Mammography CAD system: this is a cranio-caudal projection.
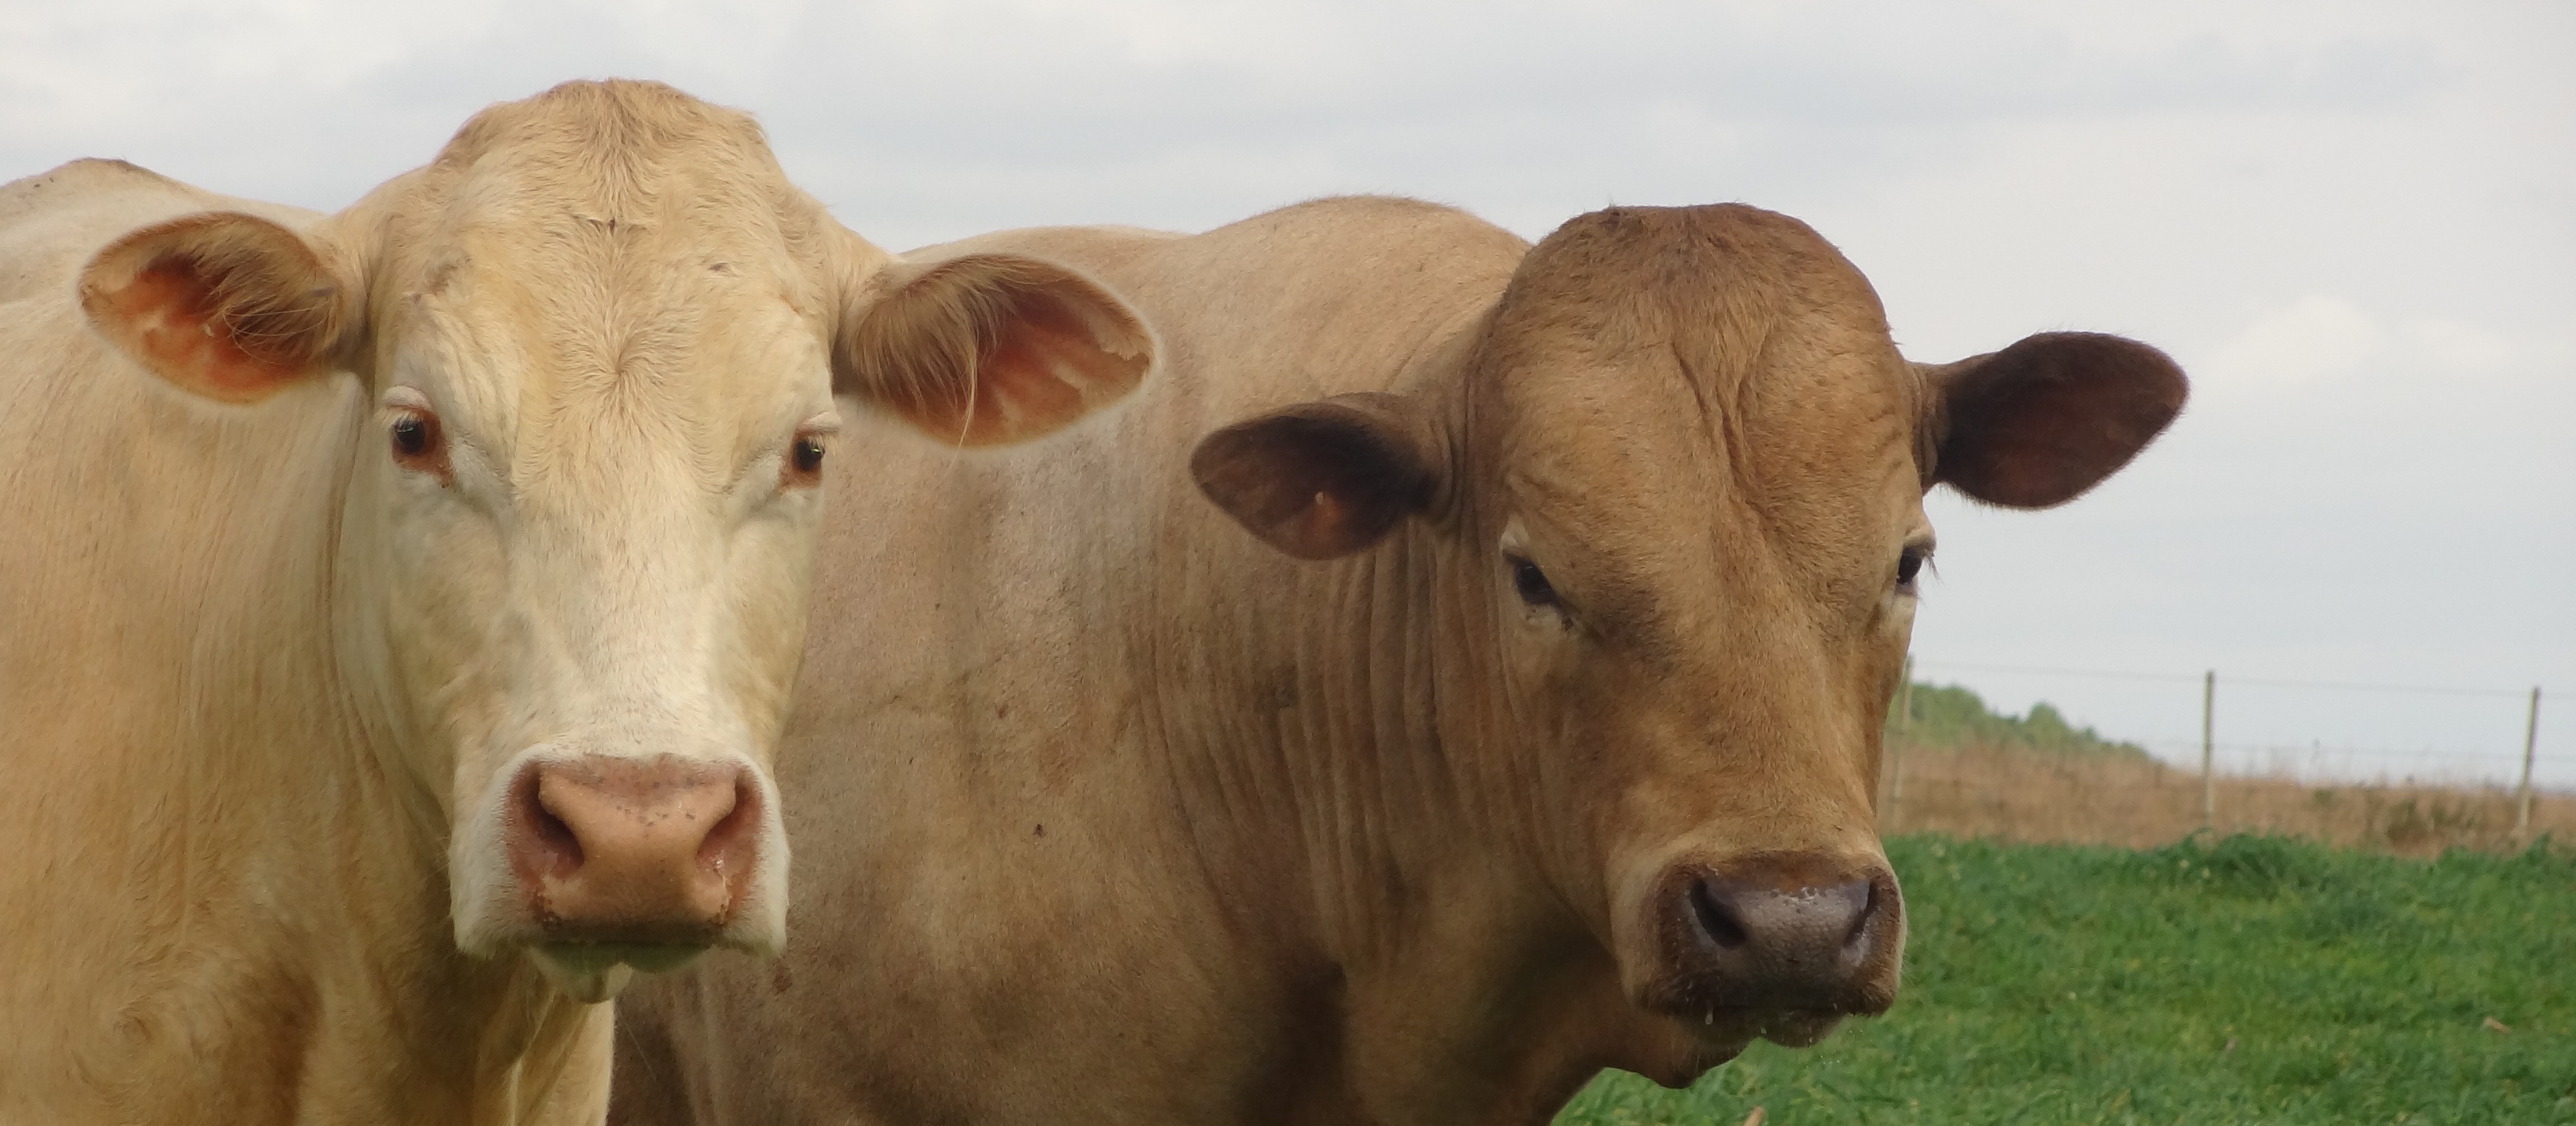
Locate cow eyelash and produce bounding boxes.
[386,408,450,481]
[780,414,842,491]
[1507,554,1560,610]
[1896,544,1933,595]
[781,431,828,488]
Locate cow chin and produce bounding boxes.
[1660,1003,1849,1054]
[528,943,688,1004]
[447,744,793,999]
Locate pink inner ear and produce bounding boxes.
[1273,489,1349,557]
[1189,399,1433,562]
[951,291,1130,445]
[104,259,307,403]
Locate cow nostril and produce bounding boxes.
[516,767,585,874]
[695,777,756,875]
[1688,878,1749,949]
[1844,880,1882,951]
[533,799,582,866]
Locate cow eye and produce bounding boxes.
[1896,545,1930,593]
[387,412,446,478]
[782,431,829,488]
[1508,555,1559,609]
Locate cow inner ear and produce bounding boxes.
[838,251,1154,447]
[79,211,354,403]
[1916,331,2188,509]
[1190,392,1444,561]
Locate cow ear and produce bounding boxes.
[79,211,356,403]
[839,253,1154,446]
[1915,331,2187,509]
[1191,392,1444,561]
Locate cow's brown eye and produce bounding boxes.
[1509,555,1558,609]
[1896,546,1929,592]
[388,412,447,479]
[783,433,828,488]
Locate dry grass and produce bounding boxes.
[1876,740,2575,855]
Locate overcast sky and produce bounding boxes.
[5,0,2569,787]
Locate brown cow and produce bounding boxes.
[613,197,2184,1124]
[0,81,1148,1124]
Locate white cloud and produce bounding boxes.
[2398,317,2518,369]
[2203,296,2386,384]
[2196,298,2526,390]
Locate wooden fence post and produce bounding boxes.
[2518,687,2542,839]
[2201,669,2216,832]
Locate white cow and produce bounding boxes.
[0,80,1150,1124]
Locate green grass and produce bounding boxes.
[1557,834,2576,1125]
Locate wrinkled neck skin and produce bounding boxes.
[1162,343,1692,1125]
[22,367,605,1126]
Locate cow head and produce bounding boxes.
[1193,204,2180,1073]
[75,82,1152,1002]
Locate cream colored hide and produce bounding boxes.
[0,82,1149,1126]
[608,198,2182,1125]
[613,197,2184,1126]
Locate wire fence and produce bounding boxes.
[1883,657,2561,848]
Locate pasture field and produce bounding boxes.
[1876,682,2575,853]
[1880,741,2575,854]
[1557,833,2576,1125]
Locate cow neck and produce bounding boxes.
[1265,339,1656,1125]
[1147,331,1480,946]
[1131,326,1602,1121]
[84,374,589,1121]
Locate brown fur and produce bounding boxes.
[1917,332,2188,506]
[612,198,2181,1124]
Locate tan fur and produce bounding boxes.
[841,253,1156,445]
[0,80,1148,1125]
[614,196,2180,1124]
[79,210,356,396]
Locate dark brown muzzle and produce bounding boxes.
[1649,854,1903,1020]
[503,754,760,944]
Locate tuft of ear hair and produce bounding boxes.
[79,211,354,403]
[1916,331,2187,509]
[1191,391,1442,560]
[839,253,1154,447]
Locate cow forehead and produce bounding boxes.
[1481,206,1924,617]
[387,241,827,487]
[1486,205,1919,523]
[372,84,839,484]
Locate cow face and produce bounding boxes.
[77,82,1152,1002]
[1193,204,2181,1068]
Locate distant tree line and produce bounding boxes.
[1887,681,2155,763]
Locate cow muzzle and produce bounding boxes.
[1633,853,1904,1049]
[506,754,756,938]
[454,749,786,1002]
